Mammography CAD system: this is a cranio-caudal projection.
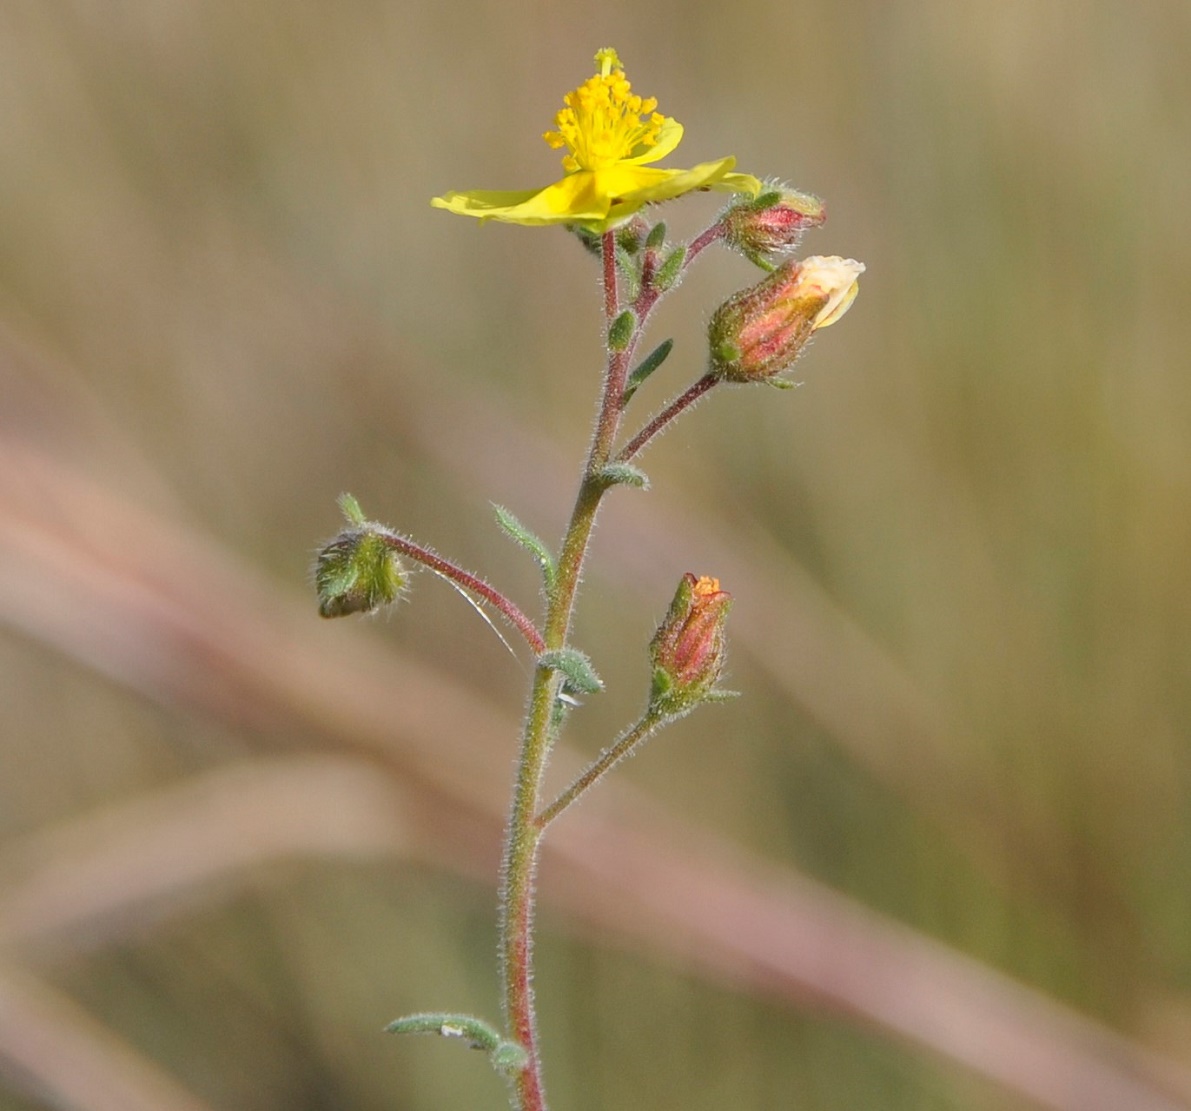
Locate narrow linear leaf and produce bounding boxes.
[622,338,674,404]
[654,245,686,291]
[539,647,604,694]
[493,504,557,592]
[596,462,649,490]
[385,1012,529,1079]
[385,1012,501,1051]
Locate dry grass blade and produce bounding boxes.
[0,964,221,1111]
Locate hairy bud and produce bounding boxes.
[315,499,408,617]
[722,187,826,267]
[649,574,732,715]
[709,255,864,383]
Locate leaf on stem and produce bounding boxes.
[493,504,557,593]
[539,647,604,694]
[622,338,674,404]
[595,462,650,490]
[654,245,687,292]
[385,1012,528,1078]
[608,309,636,352]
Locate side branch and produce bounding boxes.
[616,373,720,464]
[379,533,545,654]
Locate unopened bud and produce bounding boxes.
[708,255,864,383]
[649,574,731,715]
[722,187,826,267]
[315,527,407,618]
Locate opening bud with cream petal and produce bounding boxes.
[708,255,865,384]
[649,573,732,716]
[721,186,826,268]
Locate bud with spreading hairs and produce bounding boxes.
[709,255,865,383]
[722,186,826,267]
[649,574,732,715]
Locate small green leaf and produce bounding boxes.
[596,462,649,490]
[385,1012,501,1050]
[493,504,556,592]
[539,648,604,694]
[337,492,367,526]
[608,310,636,352]
[385,1012,529,1079]
[654,246,686,291]
[490,1040,531,1076]
[766,378,801,390]
[622,338,673,404]
[645,220,667,250]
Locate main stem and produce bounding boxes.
[499,231,631,1111]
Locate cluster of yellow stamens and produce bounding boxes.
[543,47,667,173]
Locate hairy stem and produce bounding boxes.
[617,372,720,464]
[535,710,663,830]
[499,230,631,1111]
[378,532,545,653]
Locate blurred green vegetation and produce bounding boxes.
[2,2,1191,1109]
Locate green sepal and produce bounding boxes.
[385,1012,528,1078]
[595,462,649,490]
[337,492,367,526]
[766,378,801,390]
[622,338,674,404]
[745,249,779,272]
[608,310,636,352]
[493,504,556,593]
[751,189,783,210]
[654,246,686,291]
[539,647,604,694]
[645,220,667,250]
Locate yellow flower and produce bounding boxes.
[431,48,762,231]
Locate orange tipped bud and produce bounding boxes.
[649,574,732,714]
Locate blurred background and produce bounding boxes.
[2,2,1191,1109]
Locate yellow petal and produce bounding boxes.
[430,174,610,226]
[431,189,543,217]
[710,170,765,197]
[625,118,684,165]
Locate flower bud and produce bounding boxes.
[649,574,731,715]
[315,527,407,618]
[722,187,826,267]
[708,255,864,383]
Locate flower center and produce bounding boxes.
[543,48,668,173]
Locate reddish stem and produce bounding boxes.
[686,221,727,263]
[500,230,632,1111]
[616,372,720,464]
[378,532,544,654]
